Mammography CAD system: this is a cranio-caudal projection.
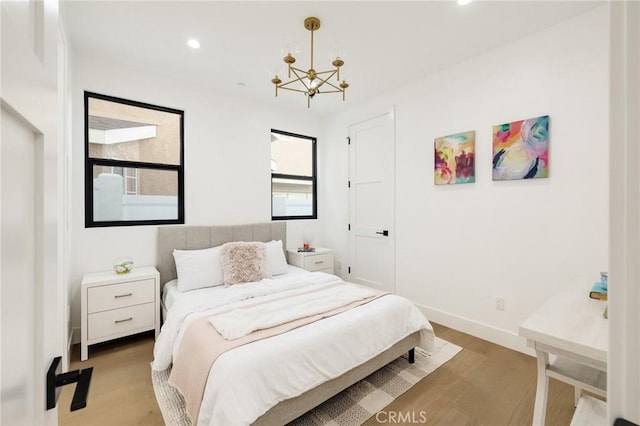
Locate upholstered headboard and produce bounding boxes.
[156,222,287,285]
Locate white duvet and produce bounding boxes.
[152,271,435,426]
[208,283,378,340]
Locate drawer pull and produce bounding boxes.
[114,293,133,299]
[314,261,324,265]
[115,317,133,324]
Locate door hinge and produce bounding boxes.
[348,266,351,274]
[347,136,351,145]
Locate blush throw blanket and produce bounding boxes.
[169,282,386,423]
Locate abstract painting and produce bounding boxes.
[434,131,475,185]
[492,115,549,181]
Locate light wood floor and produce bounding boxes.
[59,324,576,426]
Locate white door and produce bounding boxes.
[348,110,395,293]
[1,106,42,425]
[1,0,64,424]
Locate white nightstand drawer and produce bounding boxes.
[87,279,155,313]
[87,303,155,340]
[303,253,334,272]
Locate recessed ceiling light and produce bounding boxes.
[457,0,472,5]
[187,39,200,49]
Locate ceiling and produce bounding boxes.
[61,1,603,116]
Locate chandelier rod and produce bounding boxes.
[310,22,315,71]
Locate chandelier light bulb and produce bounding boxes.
[329,46,347,61]
[280,43,300,64]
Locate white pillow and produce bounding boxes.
[173,246,224,292]
[265,240,289,276]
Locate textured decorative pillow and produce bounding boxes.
[265,240,289,276]
[173,246,224,292]
[221,242,271,285]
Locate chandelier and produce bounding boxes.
[271,17,349,108]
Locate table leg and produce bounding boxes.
[81,342,88,361]
[532,350,549,426]
[574,386,582,407]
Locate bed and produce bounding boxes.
[152,222,435,425]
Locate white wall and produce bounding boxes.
[323,6,609,352]
[69,56,326,333]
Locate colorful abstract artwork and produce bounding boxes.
[434,131,475,185]
[492,115,549,181]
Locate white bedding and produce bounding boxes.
[153,270,435,426]
[161,265,310,310]
[208,283,378,340]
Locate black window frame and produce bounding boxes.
[271,129,317,221]
[84,91,185,228]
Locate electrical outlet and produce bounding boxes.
[496,297,505,311]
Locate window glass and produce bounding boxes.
[271,133,313,176]
[92,166,179,222]
[272,178,314,217]
[271,129,316,220]
[85,92,184,227]
[88,98,181,165]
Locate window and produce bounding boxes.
[85,92,184,227]
[271,129,317,220]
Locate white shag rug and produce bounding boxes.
[152,337,461,426]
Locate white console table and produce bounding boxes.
[519,288,608,426]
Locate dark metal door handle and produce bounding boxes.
[47,356,93,411]
[376,230,389,236]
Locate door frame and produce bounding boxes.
[608,1,640,424]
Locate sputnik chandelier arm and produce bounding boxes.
[271,17,349,108]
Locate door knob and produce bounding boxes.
[376,230,389,236]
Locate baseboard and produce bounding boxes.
[414,303,535,357]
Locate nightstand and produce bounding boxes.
[80,266,160,361]
[287,248,334,274]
